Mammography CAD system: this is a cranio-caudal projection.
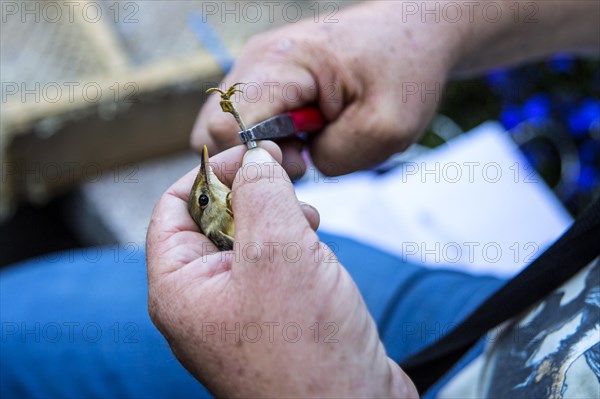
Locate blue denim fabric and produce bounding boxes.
[320,233,505,362]
[1,233,505,398]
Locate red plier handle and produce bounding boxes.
[288,107,326,134]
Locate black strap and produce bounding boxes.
[400,196,600,394]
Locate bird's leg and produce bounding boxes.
[207,83,248,132]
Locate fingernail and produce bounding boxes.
[300,202,319,214]
[243,147,274,164]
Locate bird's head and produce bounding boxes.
[188,145,232,232]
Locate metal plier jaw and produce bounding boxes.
[238,108,325,149]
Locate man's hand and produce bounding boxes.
[192,1,599,178]
[146,142,417,398]
[192,1,461,177]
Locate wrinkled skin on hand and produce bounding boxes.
[146,142,417,398]
[191,1,599,178]
[192,1,462,178]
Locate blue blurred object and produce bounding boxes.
[547,53,576,73]
[501,104,523,130]
[443,50,600,215]
[523,93,552,124]
[568,98,600,137]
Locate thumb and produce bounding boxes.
[232,147,311,245]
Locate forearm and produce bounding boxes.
[365,0,598,77]
[452,0,600,76]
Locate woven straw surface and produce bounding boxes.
[1,11,107,84]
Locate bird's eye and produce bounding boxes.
[199,194,209,207]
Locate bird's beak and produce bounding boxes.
[200,145,210,183]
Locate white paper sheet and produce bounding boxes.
[296,122,573,278]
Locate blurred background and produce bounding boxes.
[1,0,599,267]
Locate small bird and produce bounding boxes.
[189,145,235,251]
[188,83,248,250]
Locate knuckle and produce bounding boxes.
[244,32,269,50]
[240,31,285,59]
[363,111,413,152]
[250,29,321,65]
